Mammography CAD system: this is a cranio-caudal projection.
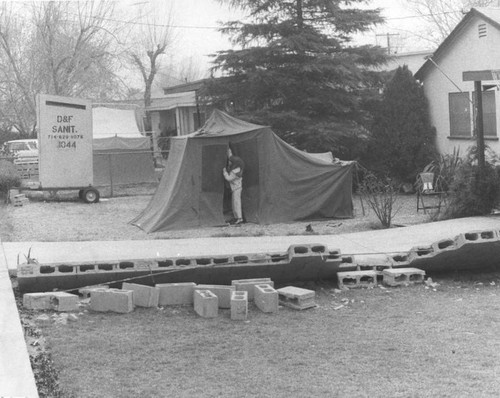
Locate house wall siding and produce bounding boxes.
[422,14,500,156]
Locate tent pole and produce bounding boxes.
[107,153,114,198]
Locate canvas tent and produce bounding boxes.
[131,110,354,232]
[92,106,156,186]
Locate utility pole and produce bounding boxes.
[376,33,400,55]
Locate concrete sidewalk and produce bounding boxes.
[1,214,500,397]
[3,215,500,270]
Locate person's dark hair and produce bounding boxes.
[228,156,244,176]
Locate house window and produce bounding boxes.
[473,89,497,137]
[478,23,487,38]
[449,92,471,137]
[449,90,497,138]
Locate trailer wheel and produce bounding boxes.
[82,188,100,203]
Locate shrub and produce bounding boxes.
[0,160,20,197]
[443,159,500,219]
[359,172,400,228]
[422,147,463,192]
[367,66,437,183]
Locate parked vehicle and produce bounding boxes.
[1,139,39,162]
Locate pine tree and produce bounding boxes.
[368,65,437,182]
[204,0,388,158]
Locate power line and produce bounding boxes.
[61,8,473,32]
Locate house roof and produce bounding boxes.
[415,7,500,81]
[162,79,208,95]
[147,91,197,111]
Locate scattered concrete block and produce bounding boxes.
[254,284,279,313]
[194,284,235,308]
[231,278,273,300]
[79,285,109,299]
[337,270,377,289]
[90,288,134,313]
[231,291,248,320]
[122,282,160,308]
[34,314,52,325]
[50,292,79,312]
[194,290,218,318]
[23,292,79,312]
[23,293,53,310]
[277,286,316,310]
[156,282,196,306]
[383,268,425,287]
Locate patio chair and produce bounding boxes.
[416,172,446,213]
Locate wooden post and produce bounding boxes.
[474,80,486,171]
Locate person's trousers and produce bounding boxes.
[232,188,242,219]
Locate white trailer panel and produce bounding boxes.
[37,94,93,189]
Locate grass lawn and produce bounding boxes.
[31,273,500,398]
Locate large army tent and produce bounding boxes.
[131,110,354,232]
[92,106,156,186]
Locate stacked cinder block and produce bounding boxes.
[231,278,274,300]
[193,289,218,318]
[122,282,160,308]
[337,270,377,289]
[230,291,248,320]
[13,193,29,207]
[156,282,196,306]
[277,286,316,310]
[90,288,134,313]
[254,284,279,313]
[194,284,235,308]
[382,268,425,287]
[23,292,79,312]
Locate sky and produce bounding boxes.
[163,0,433,76]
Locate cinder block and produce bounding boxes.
[383,268,425,287]
[23,292,78,312]
[122,282,160,308]
[277,286,316,310]
[337,270,377,289]
[50,292,79,312]
[194,284,235,308]
[156,282,196,306]
[254,284,279,313]
[90,288,134,313]
[194,289,218,318]
[23,292,54,310]
[230,291,248,320]
[79,285,109,299]
[231,278,273,300]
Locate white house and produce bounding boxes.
[415,8,500,157]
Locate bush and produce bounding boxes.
[422,147,463,193]
[359,172,400,228]
[443,160,500,219]
[0,160,20,198]
[366,66,437,183]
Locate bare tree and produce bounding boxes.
[0,1,126,135]
[128,1,176,131]
[405,0,497,45]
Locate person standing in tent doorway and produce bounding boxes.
[223,146,245,225]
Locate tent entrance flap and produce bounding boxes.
[199,143,228,225]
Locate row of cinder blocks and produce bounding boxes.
[337,268,426,289]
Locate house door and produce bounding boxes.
[200,143,228,226]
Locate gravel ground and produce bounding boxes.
[1,190,433,242]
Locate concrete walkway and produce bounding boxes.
[1,214,500,397]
